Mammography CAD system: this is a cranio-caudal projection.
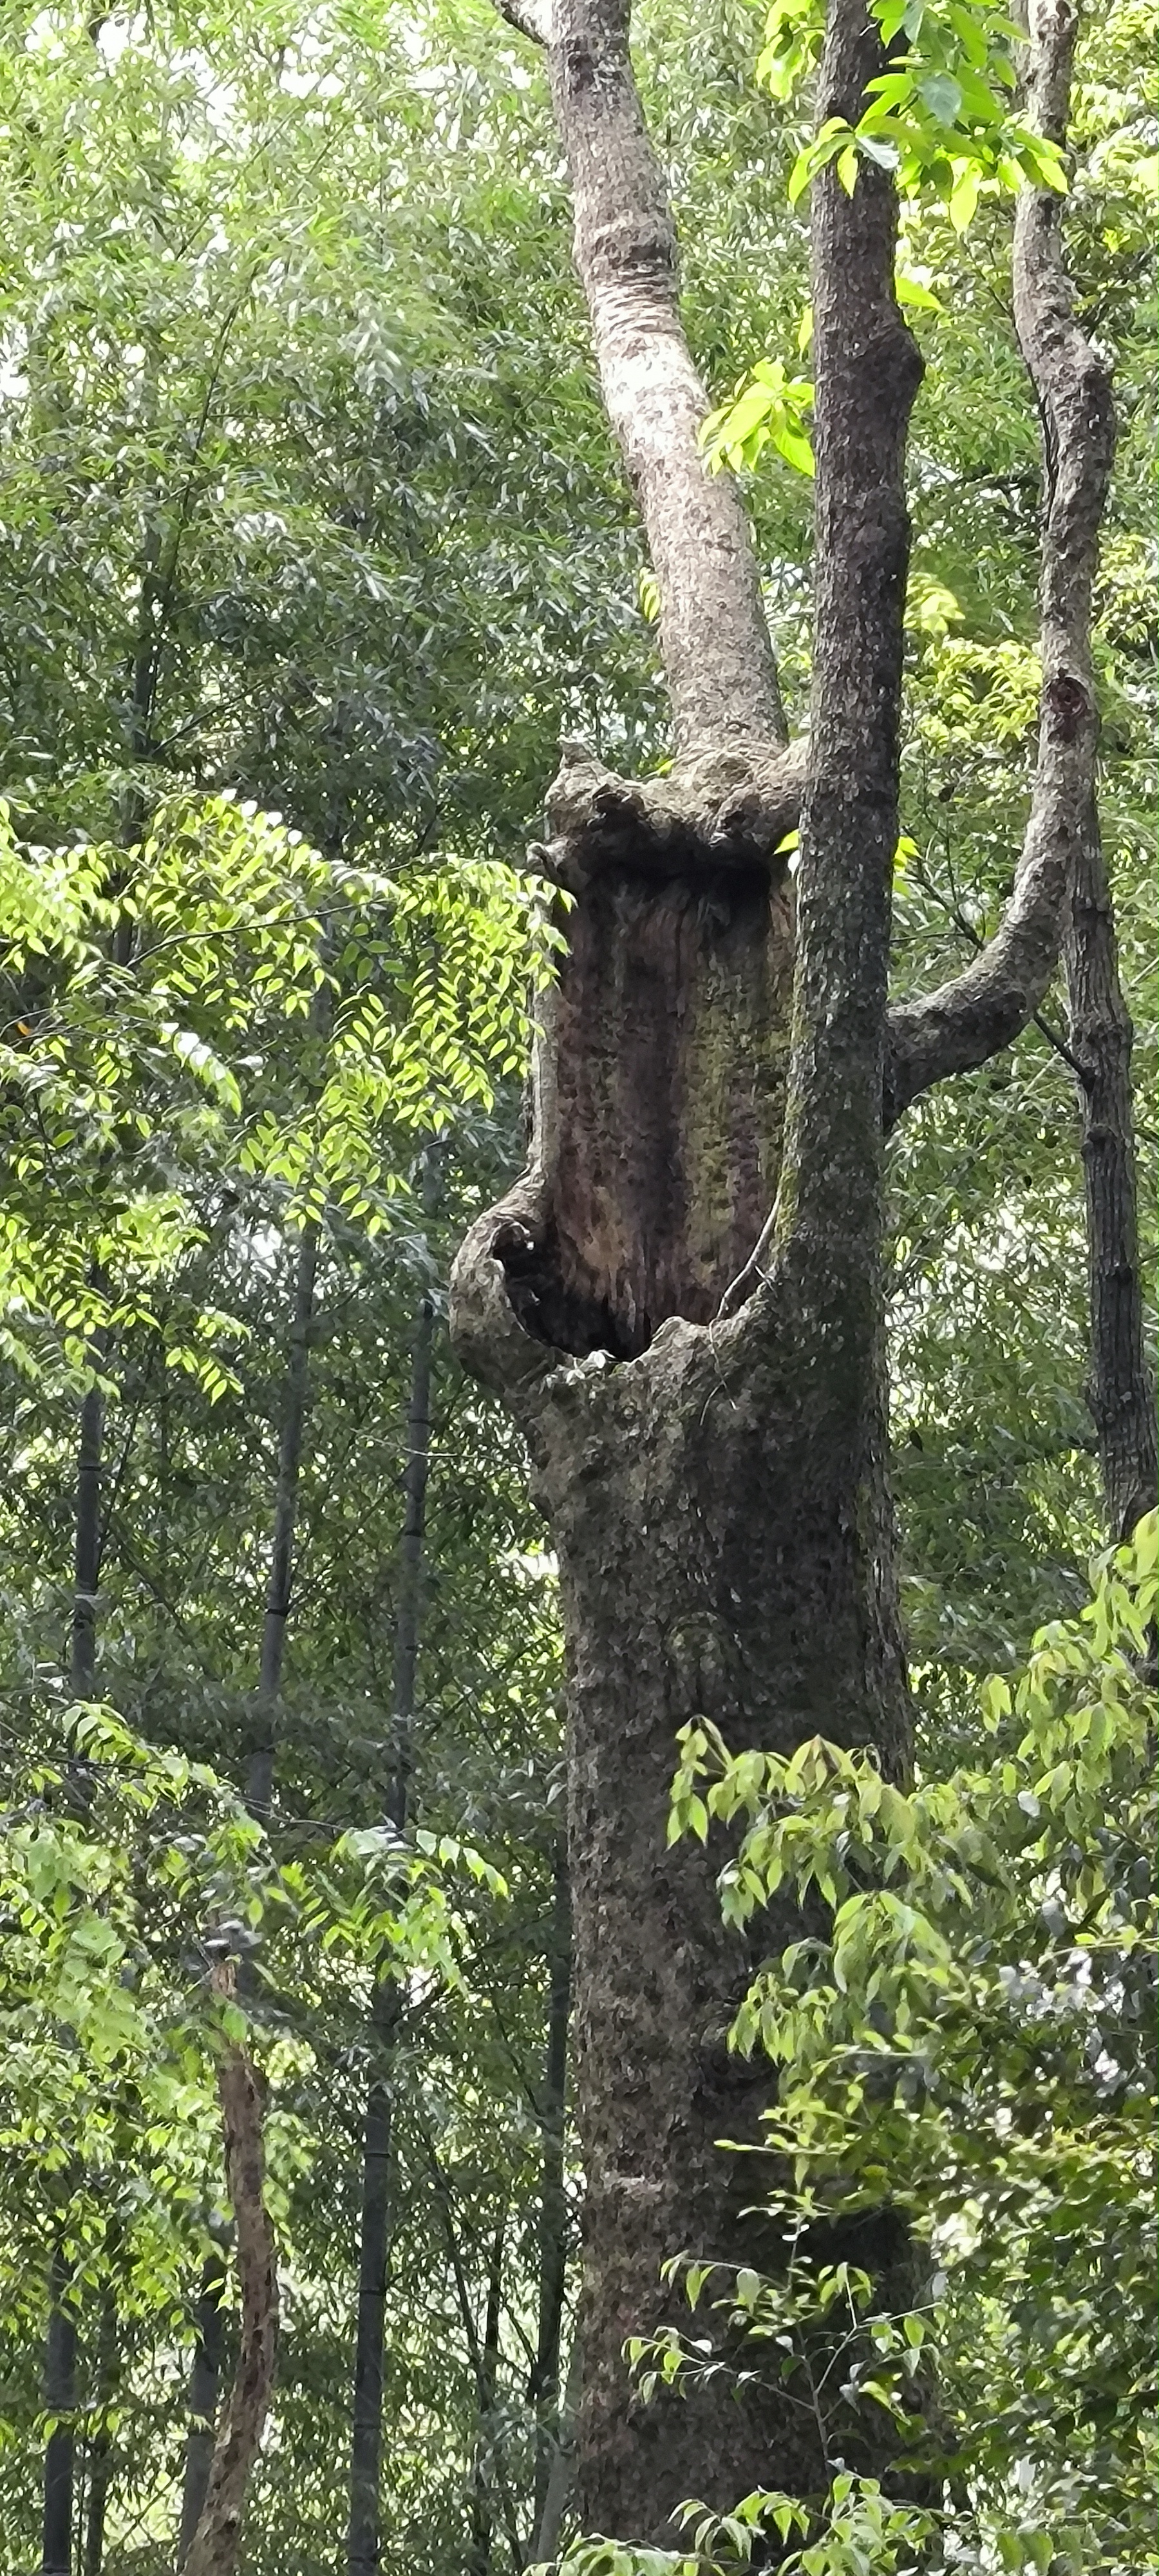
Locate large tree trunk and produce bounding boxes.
[456,5,918,2535]
[460,0,1111,2545]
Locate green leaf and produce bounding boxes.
[919,71,964,124]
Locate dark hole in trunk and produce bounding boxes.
[496,851,794,1360]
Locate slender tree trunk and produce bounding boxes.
[468,2218,506,2576]
[176,2250,227,2568]
[80,2283,118,2576]
[181,1972,279,2576]
[42,1377,106,2576]
[42,2240,80,2576]
[386,1285,436,1837]
[457,0,1110,2544]
[1063,814,1156,1541]
[180,1227,319,2569]
[529,1845,570,2535]
[59,502,153,2576]
[245,1223,320,1821]
[69,1383,104,1709]
[345,1287,435,2576]
[531,2331,582,2571]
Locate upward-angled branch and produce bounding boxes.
[507,0,786,750]
[883,0,1115,1124]
[496,0,552,38]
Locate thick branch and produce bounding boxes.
[543,0,786,750]
[884,0,1115,1124]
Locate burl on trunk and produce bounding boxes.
[453,0,1114,2545]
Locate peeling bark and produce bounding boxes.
[456,7,918,2534]
[182,1970,278,2576]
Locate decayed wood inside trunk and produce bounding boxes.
[495,748,799,1363]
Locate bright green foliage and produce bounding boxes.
[655,1519,1157,2573]
[0,1696,503,2483]
[1,790,556,1383]
[759,0,1067,212]
[701,359,816,478]
[551,2476,932,2576]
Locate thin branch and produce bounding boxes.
[494,0,552,38]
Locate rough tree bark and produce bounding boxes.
[176,2249,227,2570]
[1063,830,1155,1540]
[458,0,1113,2544]
[181,1965,279,2576]
[529,1842,572,2539]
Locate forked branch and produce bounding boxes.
[883,0,1115,1125]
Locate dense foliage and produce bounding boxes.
[0,0,1153,2570]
